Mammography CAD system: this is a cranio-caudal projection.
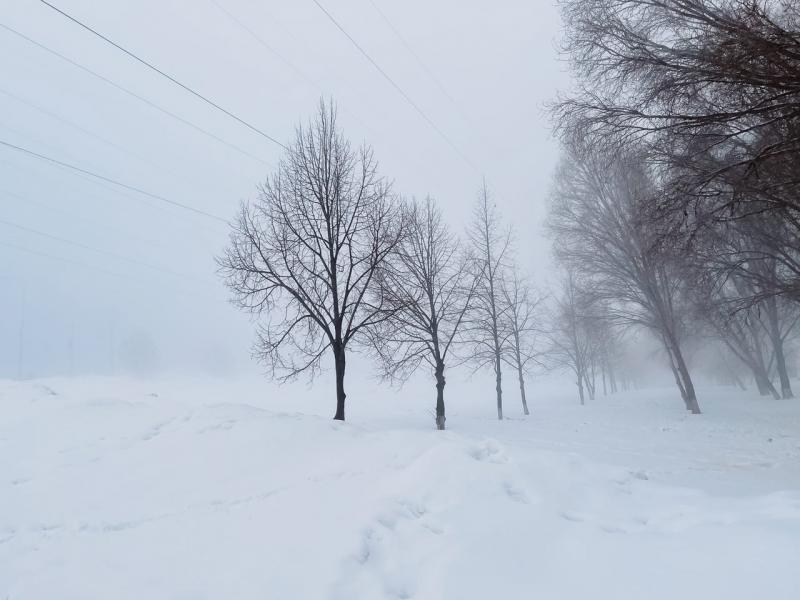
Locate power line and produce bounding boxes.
[0,239,217,299]
[366,1,494,159]
[37,0,287,150]
[210,0,388,143]
[0,216,202,281]
[209,0,316,91]
[368,0,461,112]
[0,187,189,257]
[0,86,171,175]
[309,0,476,171]
[0,239,123,280]
[0,23,272,168]
[0,139,229,223]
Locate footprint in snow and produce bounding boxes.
[559,510,587,523]
[469,439,508,463]
[504,481,530,504]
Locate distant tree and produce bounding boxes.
[592,301,623,396]
[548,144,701,413]
[546,272,599,405]
[465,181,513,419]
[687,217,800,398]
[579,298,623,397]
[501,269,544,415]
[219,101,402,421]
[759,294,799,399]
[370,197,475,430]
[692,276,781,399]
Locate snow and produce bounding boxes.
[1,376,799,599]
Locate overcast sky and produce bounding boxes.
[0,0,569,378]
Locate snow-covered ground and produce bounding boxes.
[1,375,799,599]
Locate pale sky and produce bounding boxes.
[0,0,569,377]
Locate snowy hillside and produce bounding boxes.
[1,377,799,599]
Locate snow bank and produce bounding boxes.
[1,377,798,599]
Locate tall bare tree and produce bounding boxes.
[554,0,800,302]
[687,216,799,398]
[548,144,701,413]
[370,197,474,430]
[555,0,800,208]
[501,269,544,415]
[219,101,401,421]
[465,181,512,420]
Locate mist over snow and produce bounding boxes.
[0,0,563,379]
[1,1,800,598]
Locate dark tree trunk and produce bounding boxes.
[602,365,607,396]
[774,342,793,399]
[512,332,529,415]
[495,352,504,420]
[663,330,700,414]
[586,370,596,401]
[435,362,446,430]
[754,371,781,400]
[577,375,585,406]
[517,365,529,415]
[675,353,700,414]
[333,343,346,421]
[766,298,793,399]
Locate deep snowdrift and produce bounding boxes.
[1,376,799,599]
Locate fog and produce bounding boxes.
[0,0,566,378]
[4,3,800,597]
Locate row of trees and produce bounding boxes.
[547,0,800,413]
[220,102,543,429]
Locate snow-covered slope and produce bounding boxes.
[1,377,799,599]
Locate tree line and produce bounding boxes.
[220,0,800,426]
[547,0,800,413]
[219,102,544,429]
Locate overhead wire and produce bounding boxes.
[0,22,272,168]
[0,216,205,282]
[0,86,175,176]
[0,139,229,223]
[309,0,477,171]
[367,0,463,115]
[37,0,287,150]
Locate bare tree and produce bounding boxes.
[554,0,800,209]
[692,277,781,399]
[760,294,799,398]
[687,217,799,398]
[548,144,702,413]
[592,301,623,396]
[370,197,474,430]
[219,101,401,421]
[554,0,800,303]
[546,272,599,405]
[465,181,512,420]
[501,269,544,415]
